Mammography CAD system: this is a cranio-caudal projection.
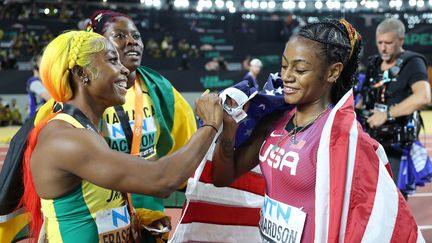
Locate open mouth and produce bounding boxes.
[124,50,141,58]
[284,87,298,94]
[114,80,128,93]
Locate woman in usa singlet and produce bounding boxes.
[213,19,362,243]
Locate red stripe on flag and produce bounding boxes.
[343,132,380,242]
[328,97,355,242]
[199,161,265,196]
[390,194,419,243]
[181,201,261,226]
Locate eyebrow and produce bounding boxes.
[282,54,312,65]
[112,28,139,33]
[107,50,117,56]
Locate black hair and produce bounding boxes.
[298,19,362,104]
[87,10,131,35]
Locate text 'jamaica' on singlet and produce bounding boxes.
[101,80,158,160]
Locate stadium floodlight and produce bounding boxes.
[260,1,268,9]
[215,0,224,8]
[298,1,306,9]
[315,0,323,9]
[268,1,276,8]
[282,0,296,9]
[244,0,252,8]
[409,0,417,6]
[252,0,259,9]
[153,0,161,7]
[226,0,234,8]
[417,0,425,7]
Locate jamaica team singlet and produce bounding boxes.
[259,108,331,243]
[41,113,131,243]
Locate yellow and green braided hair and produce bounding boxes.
[39,30,106,102]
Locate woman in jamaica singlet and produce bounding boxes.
[21,31,222,242]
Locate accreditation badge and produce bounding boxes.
[259,195,306,243]
[95,205,132,243]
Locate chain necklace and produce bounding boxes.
[273,106,330,151]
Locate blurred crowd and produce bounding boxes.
[0,97,22,127]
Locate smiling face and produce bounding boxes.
[84,40,129,107]
[103,16,144,73]
[280,37,333,106]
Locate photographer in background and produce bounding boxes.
[358,18,431,199]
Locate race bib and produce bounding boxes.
[95,205,132,243]
[259,195,306,243]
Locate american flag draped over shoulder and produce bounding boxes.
[170,73,291,243]
[171,75,424,242]
[315,89,424,242]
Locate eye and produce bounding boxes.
[114,33,125,39]
[281,65,288,70]
[132,34,141,39]
[295,69,307,74]
[109,57,119,64]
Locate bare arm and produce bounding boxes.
[388,81,431,117]
[32,93,222,199]
[367,81,431,128]
[212,111,282,187]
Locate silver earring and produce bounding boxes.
[82,77,89,85]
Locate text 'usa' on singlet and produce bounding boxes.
[258,108,331,243]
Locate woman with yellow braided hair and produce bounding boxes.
[212,19,424,242]
[20,30,223,242]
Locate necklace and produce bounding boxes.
[272,106,330,151]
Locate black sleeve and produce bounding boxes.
[404,57,429,87]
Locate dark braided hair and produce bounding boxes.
[298,19,362,104]
[86,10,131,35]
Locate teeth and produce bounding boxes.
[115,81,127,89]
[125,51,138,56]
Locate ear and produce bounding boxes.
[70,66,90,85]
[326,62,344,84]
[399,36,405,46]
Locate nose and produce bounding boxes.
[125,34,138,46]
[281,69,294,83]
[120,63,130,76]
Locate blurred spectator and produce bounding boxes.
[205,57,219,71]
[8,98,22,125]
[177,38,190,54]
[242,58,262,89]
[161,35,176,58]
[280,15,299,42]
[188,45,200,59]
[236,22,254,33]
[217,55,228,71]
[190,20,205,33]
[26,54,51,118]
[205,55,228,71]
[178,53,190,70]
[0,97,8,126]
[146,38,161,58]
[242,54,252,71]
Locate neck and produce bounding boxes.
[66,99,104,129]
[295,100,330,127]
[127,71,137,88]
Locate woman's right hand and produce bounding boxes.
[195,92,223,128]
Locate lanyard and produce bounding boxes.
[130,77,144,156]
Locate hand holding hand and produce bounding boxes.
[195,91,223,129]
